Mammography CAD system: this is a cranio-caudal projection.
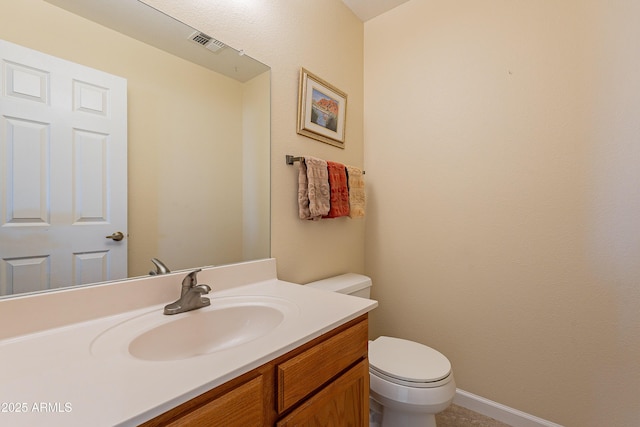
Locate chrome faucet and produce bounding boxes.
[164,269,211,315]
[149,257,171,275]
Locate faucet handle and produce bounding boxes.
[182,268,203,288]
[149,258,171,275]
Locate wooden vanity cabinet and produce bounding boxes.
[140,314,369,427]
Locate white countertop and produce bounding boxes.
[0,261,377,427]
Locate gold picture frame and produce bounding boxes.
[297,68,347,148]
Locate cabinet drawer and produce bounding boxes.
[277,319,368,413]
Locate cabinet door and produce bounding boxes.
[277,359,369,427]
[277,319,368,413]
[164,375,264,427]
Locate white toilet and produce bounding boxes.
[306,273,456,427]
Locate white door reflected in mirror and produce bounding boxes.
[0,39,128,296]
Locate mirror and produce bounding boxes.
[0,0,270,298]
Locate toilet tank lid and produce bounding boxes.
[305,273,372,294]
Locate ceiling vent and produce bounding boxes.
[188,31,226,53]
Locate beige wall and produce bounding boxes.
[364,1,640,426]
[242,71,271,261]
[143,0,366,283]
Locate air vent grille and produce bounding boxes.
[188,31,226,52]
[191,32,211,46]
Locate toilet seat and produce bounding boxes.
[369,336,452,388]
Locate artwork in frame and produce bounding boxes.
[297,68,347,148]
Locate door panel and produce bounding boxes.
[0,39,127,296]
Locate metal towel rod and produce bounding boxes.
[285,155,365,174]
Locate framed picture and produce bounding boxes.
[297,68,347,148]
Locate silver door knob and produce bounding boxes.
[106,231,125,241]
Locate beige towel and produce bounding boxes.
[298,160,311,219]
[298,156,330,220]
[346,165,365,218]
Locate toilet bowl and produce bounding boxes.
[305,274,456,427]
[369,336,455,427]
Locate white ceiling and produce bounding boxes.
[341,0,410,21]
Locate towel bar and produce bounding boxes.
[285,155,365,174]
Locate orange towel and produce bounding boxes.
[323,161,350,218]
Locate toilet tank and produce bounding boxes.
[305,273,372,299]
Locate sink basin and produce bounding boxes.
[130,305,284,361]
[91,296,298,361]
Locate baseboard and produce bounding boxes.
[453,389,564,427]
